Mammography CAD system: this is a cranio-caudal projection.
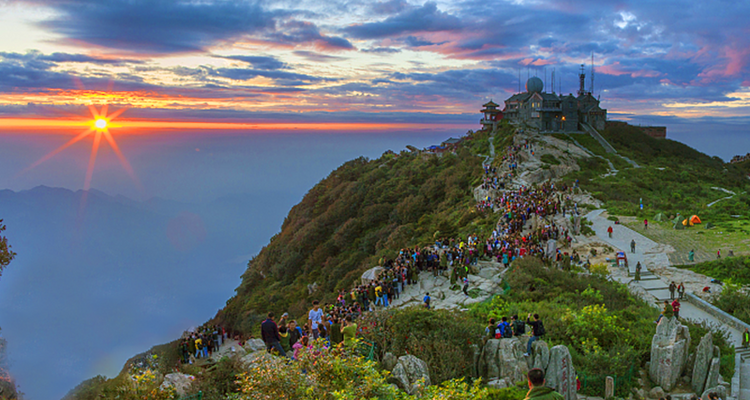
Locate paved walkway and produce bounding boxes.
[586,209,742,342]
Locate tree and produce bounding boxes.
[0,219,16,278]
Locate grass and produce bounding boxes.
[619,217,750,265]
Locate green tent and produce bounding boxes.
[672,214,683,225]
[654,213,665,222]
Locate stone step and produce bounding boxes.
[644,286,670,291]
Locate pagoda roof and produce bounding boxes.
[482,99,499,107]
[442,137,462,145]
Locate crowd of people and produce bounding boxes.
[730,152,750,164]
[178,325,226,364]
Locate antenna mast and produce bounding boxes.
[591,52,595,94]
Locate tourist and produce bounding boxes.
[307,300,324,340]
[669,282,677,300]
[423,292,431,309]
[512,315,526,336]
[524,313,545,356]
[498,317,512,338]
[486,318,498,340]
[677,282,685,299]
[329,315,343,346]
[523,368,564,400]
[688,249,695,262]
[717,249,721,259]
[742,328,750,347]
[289,320,303,347]
[278,324,292,354]
[261,311,287,357]
[607,226,613,238]
[672,299,681,319]
[341,315,357,345]
[656,300,674,324]
[644,219,648,229]
[630,239,636,253]
[462,277,470,297]
[635,262,642,281]
[194,335,203,359]
[293,336,310,360]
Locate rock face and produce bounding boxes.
[648,386,665,399]
[692,332,714,394]
[532,340,550,371]
[649,317,691,391]
[478,338,529,384]
[701,385,727,400]
[244,338,266,353]
[546,345,577,400]
[382,352,398,371]
[391,355,431,395]
[160,373,194,396]
[239,350,275,370]
[704,347,721,393]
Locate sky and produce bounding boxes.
[0,0,749,398]
[0,0,748,134]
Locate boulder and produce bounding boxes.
[704,348,721,393]
[692,332,714,394]
[213,341,246,360]
[239,350,275,370]
[244,338,266,353]
[160,373,194,396]
[649,317,691,391]
[478,339,529,384]
[546,345,577,400]
[391,355,431,395]
[487,378,510,389]
[648,386,665,399]
[532,340,550,371]
[382,352,398,371]
[701,385,727,400]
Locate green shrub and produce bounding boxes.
[361,307,483,384]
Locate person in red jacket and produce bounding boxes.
[607,226,613,238]
[672,299,681,319]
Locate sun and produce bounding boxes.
[21,104,142,207]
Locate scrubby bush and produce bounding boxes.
[232,338,521,400]
[361,306,483,384]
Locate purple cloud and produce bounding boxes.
[344,2,462,39]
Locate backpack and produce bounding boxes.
[502,323,513,338]
[515,320,526,335]
[537,321,546,336]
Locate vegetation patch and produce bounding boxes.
[675,256,750,285]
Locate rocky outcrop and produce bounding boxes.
[532,340,550,371]
[160,373,194,396]
[704,347,721,393]
[382,352,398,371]
[701,385,727,400]
[692,332,714,394]
[649,317,691,391]
[479,339,575,400]
[546,345,577,400]
[244,338,266,353]
[239,350,275,370]
[478,338,529,384]
[391,355,431,395]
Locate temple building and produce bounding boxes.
[497,69,607,132]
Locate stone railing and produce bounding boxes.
[685,292,750,333]
[685,292,749,400]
